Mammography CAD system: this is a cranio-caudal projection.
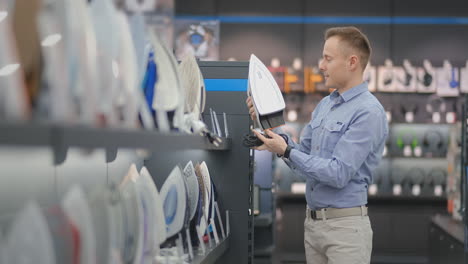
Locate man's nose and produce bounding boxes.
[319,59,325,72]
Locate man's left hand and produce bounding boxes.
[251,129,288,156]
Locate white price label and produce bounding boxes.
[432,112,441,123]
[412,185,421,196]
[446,112,456,124]
[404,145,412,157]
[405,112,414,123]
[414,146,422,157]
[386,111,392,123]
[393,184,402,196]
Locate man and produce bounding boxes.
[246,26,388,264]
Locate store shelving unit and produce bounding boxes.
[0,61,253,264]
[0,121,231,164]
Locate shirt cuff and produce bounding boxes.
[289,148,298,160]
[283,149,298,168]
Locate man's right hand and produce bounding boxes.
[245,96,257,121]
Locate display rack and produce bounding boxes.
[0,61,252,264]
[0,121,231,164]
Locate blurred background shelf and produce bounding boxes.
[276,192,447,204]
[254,213,273,227]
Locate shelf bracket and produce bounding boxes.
[50,126,68,166]
[106,148,118,163]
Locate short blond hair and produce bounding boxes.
[325,26,371,71]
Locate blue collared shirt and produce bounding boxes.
[278,82,388,210]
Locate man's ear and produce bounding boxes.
[349,55,359,71]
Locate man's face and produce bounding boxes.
[319,36,350,90]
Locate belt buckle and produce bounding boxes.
[311,210,317,220]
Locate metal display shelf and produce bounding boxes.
[276,192,447,204]
[254,245,275,257]
[193,236,230,264]
[0,121,231,164]
[254,213,273,227]
[0,121,52,146]
[383,155,449,159]
[431,214,464,244]
[0,62,252,264]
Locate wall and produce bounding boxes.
[175,0,468,67]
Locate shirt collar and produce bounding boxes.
[331,82,368,102]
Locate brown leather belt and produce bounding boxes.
[308,206,368,220]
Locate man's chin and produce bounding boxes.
[325,83,338,90]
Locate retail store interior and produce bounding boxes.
[0,0,468,263]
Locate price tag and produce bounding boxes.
[412,184,421,196]
[404,145,412,157]
[393,184,402,196]
[446,112,456,124]
[414,146,422,157]
[434,185,443,196]
[405,112,414,123]
[369,184,378,196]
[432,112,441,123]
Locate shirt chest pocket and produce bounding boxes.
[303,119,322,154]
[323,120,346,152]
[308,118,322,139]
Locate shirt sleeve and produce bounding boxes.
[273,100,323,154]
[288,107,388,189]
[272,101,325,180]
[273,126,310,152]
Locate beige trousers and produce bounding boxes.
[304,209,373,264]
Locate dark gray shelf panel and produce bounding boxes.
[193,236,230,264]
[254,245,275,257]
[383,155,448,159]
[371,255,428,264]
[254,213,273,227]
[0,121,52,146]
[58,125,232,151]
[388,122,458,125]
[368,195,447,203]
[431,214,464,243]
[0,121,231,151]
[276,192,447,204]
[199,61,249,79]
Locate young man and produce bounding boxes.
[246,27,388,264]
